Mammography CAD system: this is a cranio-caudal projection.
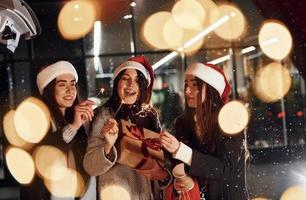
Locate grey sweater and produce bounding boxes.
[83,106,155,200]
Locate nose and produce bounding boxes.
[66,85,75,93]
[185,86,191,95]
[127,79,136,87]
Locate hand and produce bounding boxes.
[102,118,119,154]
[71,100,94,130]
[160,131,180,154]
[174,176,194,192]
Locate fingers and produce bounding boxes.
[75,107,92,122]
[75,103,94,122]
[160,132,180,153]
[102,118,118,135]
[79,99,95,106]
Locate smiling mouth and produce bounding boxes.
[63,96,74,100]
[124,89,137,96]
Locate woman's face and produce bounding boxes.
[117,69,140,105]
[54,73,77,111]
[185,75,206,108]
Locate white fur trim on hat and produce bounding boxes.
[112,61,151,86]
[185,63,226,97]
[36,61,78,95]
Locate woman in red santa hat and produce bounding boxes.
[83,56,171,200]
[160,62,249,200]
[21,61,95,200]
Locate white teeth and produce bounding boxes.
[125,89,136,95]
[64,96,73,100]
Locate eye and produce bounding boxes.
[121,75,130,81]
[58,83,66,87]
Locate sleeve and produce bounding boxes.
[62,124,77,143]
[41,125,72,152]
[83,107,118,176]
[187,132,247,181]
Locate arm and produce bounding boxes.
[41,123,74,152]
[173,142,224,179]
[83,107,118,176]
[42,99,94,149]
[161,131,246,180]
[184,133,247,182]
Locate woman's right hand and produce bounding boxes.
[102,118,119,154]
[71,100,94,130]
[160,131,180,154]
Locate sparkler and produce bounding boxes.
[135,103,152,118]
[113,100,124,118]
[96,88,105,98]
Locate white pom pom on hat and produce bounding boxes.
[185,62,231,102]
[36,61,78,95]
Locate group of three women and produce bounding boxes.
[28,55,249,200]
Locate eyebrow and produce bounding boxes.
[122,73,138,78]
[185,79,197,83]
[56,79,76,83]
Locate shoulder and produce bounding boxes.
[94,105,112,117]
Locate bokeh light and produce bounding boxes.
[100,185,131,200]
[253,62,291,103]
[197,0,218,27]
[33,145,67,180]
[174,29,205,54]
[280,186,306,200]
[210,4,246,40]
[58,0,96,40]
[259,20,293,60]
[142,11,183,49]
[3,110,31,149]
[6,147,35,184]
[44,168,85,198]
[14,97,51,143]
[218,101,249,135]
[171,0,205,30]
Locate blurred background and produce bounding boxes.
[1,0,306,199]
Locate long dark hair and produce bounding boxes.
[184,77,224,152]
[42,79,80,129]
[104,69,149,114]
[103,69,160,132]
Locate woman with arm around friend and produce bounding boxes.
[160,62,250,200]
[22,61,94,200]
[83,56,168,200]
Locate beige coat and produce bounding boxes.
[83,106,156,200]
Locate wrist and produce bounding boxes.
[71,122,81,130]
[104,143,112,155]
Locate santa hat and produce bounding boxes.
[113,56,154,101]
[36,61,78,95]
[185,62,231,102]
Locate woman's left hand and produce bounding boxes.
[160,131,180,154]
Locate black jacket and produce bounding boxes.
[173,114,249,200]
[20,125,89,200]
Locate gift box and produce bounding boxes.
[116,119,167,180]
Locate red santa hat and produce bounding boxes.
[185,62,231,102]
[113,56,154,101]
[36,61,78,95]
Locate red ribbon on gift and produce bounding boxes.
[125,124,162,169]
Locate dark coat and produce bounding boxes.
[20,124,89,200]
[173,114,250,200]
